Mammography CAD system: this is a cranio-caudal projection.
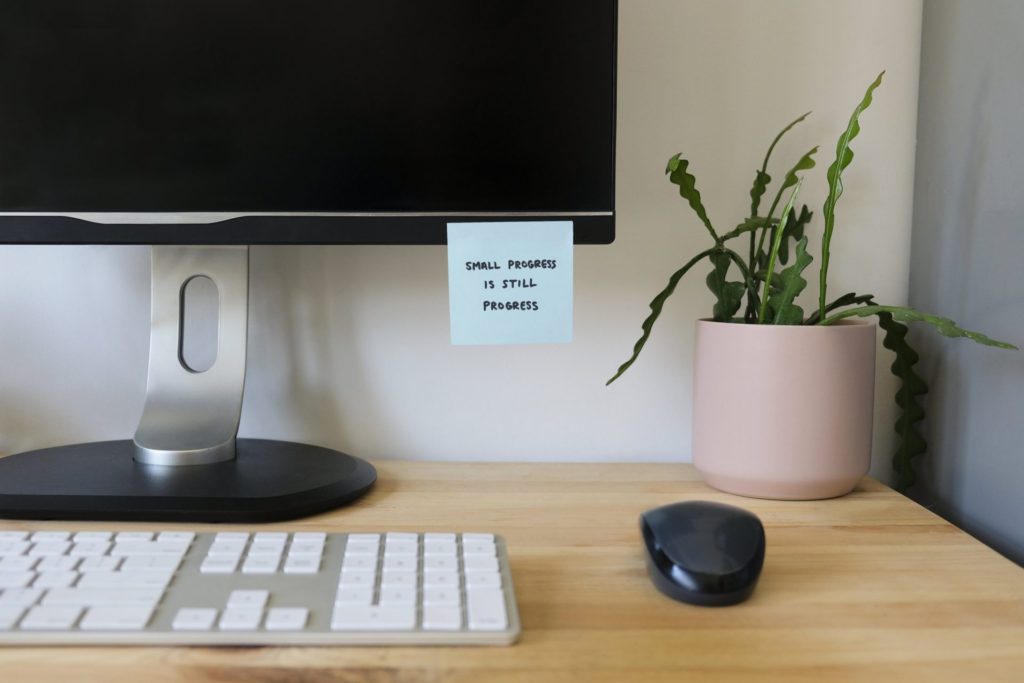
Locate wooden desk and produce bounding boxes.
[1,462,1022,682]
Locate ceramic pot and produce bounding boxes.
[692,319,876,499]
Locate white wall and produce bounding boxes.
[909,0,1024,564]
[0,1,922,475]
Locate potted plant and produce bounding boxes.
[607,72,1016,499]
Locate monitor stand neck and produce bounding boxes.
[133,245,248,466]
[0,244,377,522]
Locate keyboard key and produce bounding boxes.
[120,556,181,572]
[0,588,44,607]
[265,607,308,631]
[73,532,112,543]
[422,605,462,630]
[227,590,269,610]
[254,532,288,542]
[293,532,327,543]
[208,540,247,556]
[248,540,286,556]
[288,541,325,556]
[69,541,111,557]
[424,556,458,572]
[156,532,195,545]
[0,541,30,556]
[385,533,418,543]
[334,587,374,606]
[380,571,417,588]
[37,556,80,572]
[42,588,163,608]
[214,532,249,542]
[423,588,461,607]
[331,606,416,631]
[173,608,217,631]
[462,541,497,557]
[20,606,83,630]
[200,555,240,574]
[424,533,457,544]
[424,541,457,557]
[111,541,187,556]
[378,587,417,606]
[77,571,172,590]
[219,607,262,631]
[0,606,25,630]
[0,572,34,589]
[33,571,79,589]
[0,556,37,571]
[28,542,70,557]
[31,532,72,543]
[115,532,154,542]
[0,532,29,542]
[341,555,376,571]
[461,533,494,543]
[338,569,376,588]
[423,571,460,588]
[463,555,499,572]
[241,556,280,574]
[341,541,378,556]
[383,541,418,557]
[467,589,508,631]
[382,556,417,572]
[80,606,154,631]
[78,556,122,573]
[347,534,380,544]
[465,571,501,589]
[283,556,320,575]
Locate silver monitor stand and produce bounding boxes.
[0,246,376,522]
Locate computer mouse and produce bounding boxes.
[640,500,765,606]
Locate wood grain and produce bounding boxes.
[1,462,1021,682]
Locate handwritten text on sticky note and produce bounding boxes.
[447,221,573,345]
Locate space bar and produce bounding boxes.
[42,588,164,607]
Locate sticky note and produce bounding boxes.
[447,221,573,345]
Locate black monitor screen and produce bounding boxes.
[0,0,616,244]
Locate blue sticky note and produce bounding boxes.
[447,221,573,345]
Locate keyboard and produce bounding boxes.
[0,530,520,646]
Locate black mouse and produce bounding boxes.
[640,500,766,606]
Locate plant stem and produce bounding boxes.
[757,181,802,323]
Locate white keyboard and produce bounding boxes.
[0,530,520,645]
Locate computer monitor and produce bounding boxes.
[0,1,617,521]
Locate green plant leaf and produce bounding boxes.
[821,305,1018,349]
[754,148,817,267]
[706,251,746,322]
[777,205,811,265]
[767,236,812,324]
[759,180,803,323]
[749,111,811,217]
[818,71,885,322]
[803,291,875,325]
[666,154,719,242]
[606,248,718,385]
[720,216,776,243]
[876,312,928,492]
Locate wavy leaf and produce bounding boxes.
[706,251,745,322]
[606,248,718,385]
[666,154,718,242]
[818,71,885,322]
[759,180,803,323]
[821,305,1018,349]
[777,204,811,265]
[767,236,812,324]
[749,111,811,217]
[803,291,875,325]
[875,312,929,492]
[755,148,817,267]
[720,216,776,243]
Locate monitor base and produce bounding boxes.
[0,439,376,522]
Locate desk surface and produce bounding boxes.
[1,461,1022,682]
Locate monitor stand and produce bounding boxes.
[0,246,376,522]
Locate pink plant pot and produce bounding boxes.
[692,319,876,500]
